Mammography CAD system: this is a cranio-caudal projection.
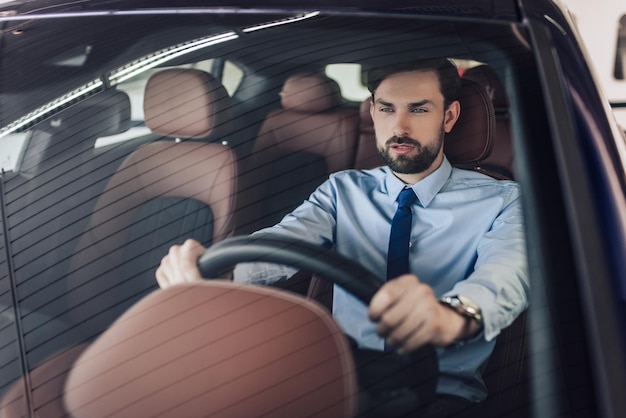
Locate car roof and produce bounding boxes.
[0,0,522,20]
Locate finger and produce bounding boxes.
[155,240,206,288]
[155,256,170,288]
[395,327,429,353]
[384,303,435,350]
[390,296,458,351]
[377,283,432,344]
[178,239,205,282]
[395,308,443,352]
[368,283,396,322]
[155,245,184,288]
[374,277,436,348]
[378,292,426,342]
[369,274,420,322]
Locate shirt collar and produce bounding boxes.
[383,157,452,207]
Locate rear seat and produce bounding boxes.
[236,72,360,234]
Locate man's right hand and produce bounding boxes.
[155,239,207,289]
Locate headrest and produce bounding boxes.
[144,69,232,139]
[359,99,372,123]
[64,281,357,417]
[462,65,508,109]
[444,78,495,165]
[280,73,342,112]
[359,98,375,130]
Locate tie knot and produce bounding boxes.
[397,188,417,208]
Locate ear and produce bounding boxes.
[368,99,375,120]
[443,100,460,133]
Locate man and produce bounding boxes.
[156,58,528,416]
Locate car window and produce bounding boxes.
[0,13,532,405]
[1,5,625,418]
[0,133,27,172]
[222,60,244,95]
[325,63,369,102]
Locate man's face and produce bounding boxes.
[370,70,459,175]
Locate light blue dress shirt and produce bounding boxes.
[234,157,529,402]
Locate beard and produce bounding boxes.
[377,124,445,174]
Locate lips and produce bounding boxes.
[388,143,416,155]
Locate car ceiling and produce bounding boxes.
[0,10,531,127]
[0,0,520,19]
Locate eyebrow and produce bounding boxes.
[374,98,434,108]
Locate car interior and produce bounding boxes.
[0,8,601,418]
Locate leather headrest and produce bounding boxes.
[144,69,232,139]
[462,65,508,109]
[64,281,357,417]
[280,73,342,112]
[444,78,495,165]
[359,99,374,132]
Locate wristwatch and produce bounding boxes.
[439,295,484,342]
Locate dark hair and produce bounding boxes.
[366,58,460,109]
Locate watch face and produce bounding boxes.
[446,296,483,324]
[457,296,481,315]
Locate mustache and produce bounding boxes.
[385,136,421,147]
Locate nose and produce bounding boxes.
[391,111,410,137]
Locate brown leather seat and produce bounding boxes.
[65,69,238,341]
[463,64,515,179]
[64,281,358,418]
[0,344,87,418]
[353,98,380,169]
[236,73,360,234]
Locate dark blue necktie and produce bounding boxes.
[387,188,417,280]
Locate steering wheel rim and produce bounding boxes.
[198,234,384,305]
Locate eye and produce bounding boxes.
[379,107,394,113]
[411,107,427,113]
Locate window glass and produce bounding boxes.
[452,59,486,75]
[0,133,28,172]
[221,60,244,96]
[325,63,370,102]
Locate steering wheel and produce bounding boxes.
[198,234,383,304]
[198,235,439,413]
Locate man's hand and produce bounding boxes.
[155,239,206,289]
[368,275,479,352]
